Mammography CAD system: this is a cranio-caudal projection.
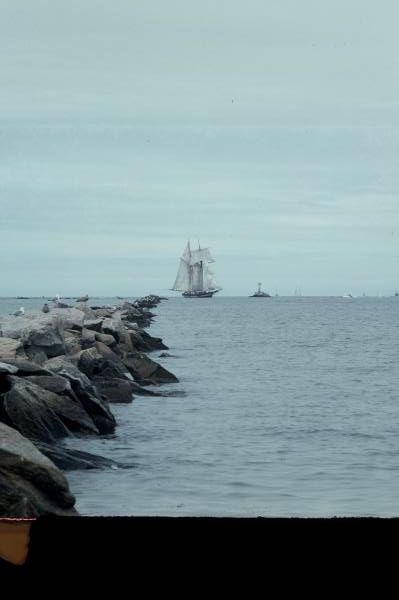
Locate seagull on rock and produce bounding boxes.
[13,307,25,316]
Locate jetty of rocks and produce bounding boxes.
[0,295,177,517]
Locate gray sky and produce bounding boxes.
[0,0,398,296]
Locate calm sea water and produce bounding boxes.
[1,295,399,517]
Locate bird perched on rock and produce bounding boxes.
[42,303,50,313]
[76,294,89,302]
[13,307,25,316]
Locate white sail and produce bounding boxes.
[172,240,220,293]
[182,241,192,263]
[172,259,191,291]
[190,247,214,265]
[204,264,219,290]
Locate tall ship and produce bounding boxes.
[171,241,222,298]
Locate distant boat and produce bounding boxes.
[17,296,30,299]
[395,291,399,297]
[250,282,271,298]
[171,240,222,298]
[342,293,353,298]
[294,288,302,297]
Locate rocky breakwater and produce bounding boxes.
[0,295,177,517]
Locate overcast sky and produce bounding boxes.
[0,0,398,296]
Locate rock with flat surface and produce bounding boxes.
[35,442,119,471]
[122,352,179,384]
[83,318,104,332]
[93,377,134,403]
[0,338,26,361]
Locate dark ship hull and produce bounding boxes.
[182,290,219,298]
[249,292,271,297]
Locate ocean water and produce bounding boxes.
[1,295,399,517]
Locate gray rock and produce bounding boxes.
[0,362,18,375]
[122,352,179,384]
[93,377,134,403]
[62,329,82,356]
[24,374,76,396]
[94,332,117,347]
[45,356,116,434]
[75,302,97,319]
[0,337,26,361]
[83,318,104,332]
[0,422,77,516]
[24,346,49,365]
[78,343,133,383]
[35,442,119,471]
[1,377,71,443]
[128,330,168,352]
[101,318,121,343]
[1,359,54,376]
[91,308,115,319]
[19,376,99,435]
[81,327,97,349]
[140,330,168,351]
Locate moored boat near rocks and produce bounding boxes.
[0,294,177,517]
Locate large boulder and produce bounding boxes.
[0,362,18,375]
[83,318,104,332]
[122,352,179,384]
[94,332,117,347]
[81,327,97,349]
[45,356,116,434]
[92,377,135,403]
[19,376,99,435]
[0,313,63,348]
[35,441,119,471]
[0,359,55,376]
[0,422,77,517]
[0,377,71,443]
[24,374,76,396]
[75,302,97,319]
[101,318,122,343]
[0,309,85,359]
[24,346,49,365]
[49,308,85,331]
[78,343,133,382]
[63,329,82,356]
[128,329,168,352]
